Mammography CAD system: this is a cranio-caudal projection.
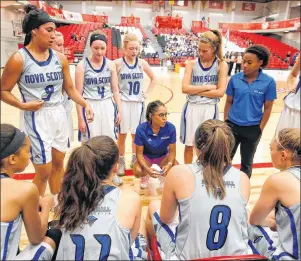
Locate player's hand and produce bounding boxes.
[142,91,147,100]
[39,195,54,212]
[161,164,172,176]
[289,87,297,94]
[84,103,94,123]
[147,167,162,178]
[115,111,121,126]
[21,100,44,111]
[78,120,86,133]
[208,85,217,91]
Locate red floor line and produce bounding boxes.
[13,162,274,180]
[159,83,174,105]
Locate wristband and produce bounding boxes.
[167,162,173,166]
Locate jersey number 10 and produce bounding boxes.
[71,234,111,260]
[128,81,140,95]
[206,205,231,251]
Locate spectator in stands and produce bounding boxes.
[71,32,78,41]
[224,45,277,178]
[228,52,235,76]
[235,52,242,73]
[285,51,291,64]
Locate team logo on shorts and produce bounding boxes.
[253,235,263,243]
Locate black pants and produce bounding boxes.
[226,120,262,178]
[235,63,241,73]
[228,62,234,76]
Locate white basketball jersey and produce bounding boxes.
[17,48,63,107]
[82,57,112,100]
[1,174,22,261]
[57,186,132,260]
[284,78,300,111]
[175,163,249,259]
[275,166,300,260]
[117,57,144,102]
[187,58,219,105]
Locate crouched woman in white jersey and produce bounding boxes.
[146,119,251,260]
[75,32,123,186]
[1,124,61,260]
[55,136,148,260]
[249,128,300,260]
[0,5,94,197]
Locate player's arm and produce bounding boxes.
[129,193,142,244]
[141,59,156,94]
[182,60,217,95]
[240,171,251,204]
[59,53,94,122]
[287,53,300,91]
[109,61,122,125]
[196,61,228,98]
[0,52,44,111]
[224,95,233,121]
[74,62,86,132]
[249,175,279,227]
[160,166,179,224]
[22,183,53,245]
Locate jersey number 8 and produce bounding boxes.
[71,234,111,261]
[206,205,231,251]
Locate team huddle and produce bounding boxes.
[1,4,300,261]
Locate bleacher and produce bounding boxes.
[228,30,300,69]
[57,23,123,61]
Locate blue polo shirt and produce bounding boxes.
[226,69,277,126]
[134,121,176,159]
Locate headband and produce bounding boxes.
[90,34,107,46]
[0,129,26,159]
[23,9,54,45]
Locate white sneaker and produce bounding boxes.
[140,175,149,189]
[130,154,136,169]
[117,157,125,176]
[113,175,123,186]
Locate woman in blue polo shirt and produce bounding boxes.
[133,100,178,189]
[224,45,277,178]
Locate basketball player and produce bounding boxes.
[146,119,250,260]
[180,30,228,164]
[133,101,178,189]
[75,32,123,186]
[1,124,59,260]
[52,31,74,147]
[114,33,155,176]
[55,136,148,260]
[249,128,300,260]
[276,53,300,132]
[224,45,277,178]
[0,5,94,196]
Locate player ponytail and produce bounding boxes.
[275,128,300,164]
[55,136,119,231]
[200,30,224,61]
[194,119,234,199]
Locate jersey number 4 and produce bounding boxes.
[71,234,111,261]
[206,205,231,251]
[128,81,140,95]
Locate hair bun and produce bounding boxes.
[24,4,38,14]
